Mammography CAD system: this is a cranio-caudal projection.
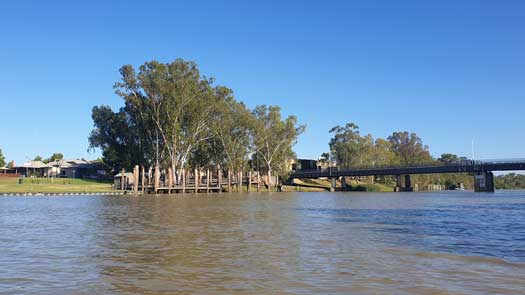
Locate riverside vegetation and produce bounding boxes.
[1,59,524,193]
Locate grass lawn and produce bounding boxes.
[0,177,114,193]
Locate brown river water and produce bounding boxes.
[1,191,525,294]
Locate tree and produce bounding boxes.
[210,86,253,173]
[387,131,433,166]
[328,123,374,168]
[33,155,43,162]
[372,138,398,167]
[114,59,218,174]
[495,173,525,189]
[438,153,460,164]
[43,153,64,164]
[251,105,305,188]
[0,148,5,167]
[89,105,147,171]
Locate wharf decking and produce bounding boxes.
[117,166,269,194]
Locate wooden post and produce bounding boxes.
[154,166,160,194]
[133,165,139,193]
[267,171,271,192]
[227,169,231,192]
[256,172,260,192]
[248,171,252,192]
[148,167,153,186]
[168,167,173,194]
[206,169,210,193]
[238,171,242,193]
[218,168,222,193]
[121,168,125,191]
[141,166,145,193]
[182,168,186,194]
[194,168,198,193]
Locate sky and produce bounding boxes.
[1,0,524,164]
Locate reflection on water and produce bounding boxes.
[1,191,525,294]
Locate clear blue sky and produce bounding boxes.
[1,0,524,164]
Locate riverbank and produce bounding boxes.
[0,177,114,194]
[0,176,395,194]
[292,178,394,192]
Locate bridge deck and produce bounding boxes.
[290,161,525,179]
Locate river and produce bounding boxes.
[1,191,524,294]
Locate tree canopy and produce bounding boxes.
[0,148,5,167]
[43,153,64,164]
[387,131,433,166]
[326,123,477,189]
[89,59,304,179]
[328,123,398,169]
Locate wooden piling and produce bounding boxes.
[141,166,145,193]
[227,169,231,192]
[267,172,271,192]
[121,168,125,191]
[154,166,160,194]
[133,165,139,193]
[206,169,210,193]
[218,168,222,193]
[168,167,173,194]
[239,171,243,193]
[257,172,260,192]
[194,168,198,193]
[182,168,186,194]
[247,171,250,192]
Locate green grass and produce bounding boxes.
[0,177,114,193]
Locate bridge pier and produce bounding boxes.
[330,178,336,192]
[395,174,413,192]
[474,172,494,192]
[404,174,413,191]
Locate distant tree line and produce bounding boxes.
[0,148,5,167]
[495,173,525,189]
[32,153,64,164]
[89,59,304,182]
[326,123,474,189]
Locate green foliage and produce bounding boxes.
[438,153,459,163]
[387,131,434,166]
[495,173,525,189]
[89,59,304,178]
[33,155,43,162]
[251,105,305,178]
[43,153,64,164]
[0,148,5,167]
[328,123,397,169]
[211,87,253,172]
[327,123,477,190]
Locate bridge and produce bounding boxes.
[289,159,525,192]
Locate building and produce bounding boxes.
[292,159,322,171]
[47,159,110,179]
[13,161,52,177]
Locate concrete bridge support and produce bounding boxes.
[395,174,413,192]
[330,178,336,192]
[404,174,413,192]
[474,172,494,192]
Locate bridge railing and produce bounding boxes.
[291,158,525,175]
[293,161,471,174]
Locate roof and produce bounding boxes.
[15,161,51,169]
[47,159,89,168]
[114,172,134,178]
